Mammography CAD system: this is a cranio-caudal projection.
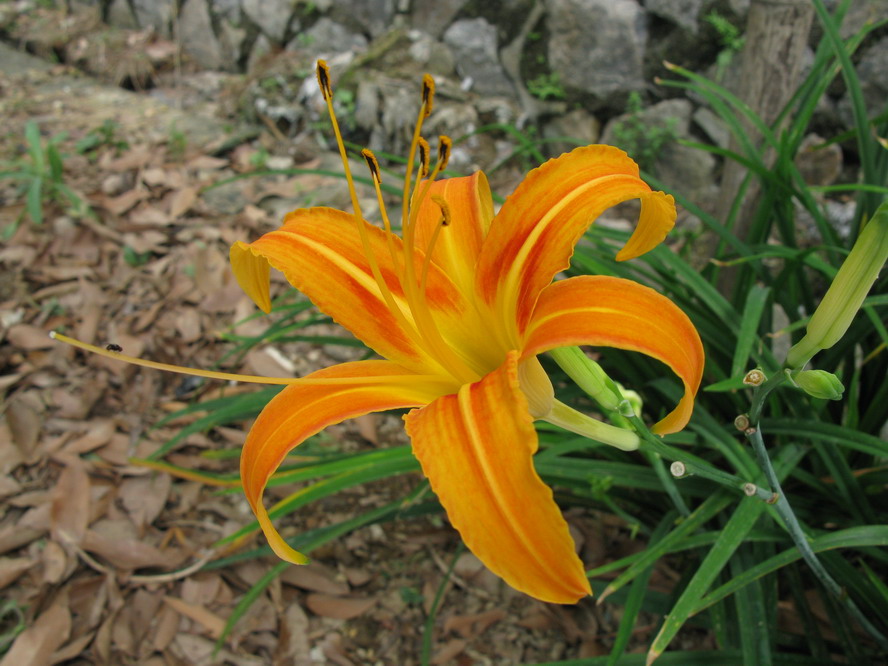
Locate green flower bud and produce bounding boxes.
[789,369,845,401]
[549,346,621,411]
[787,202,888,368]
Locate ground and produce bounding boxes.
[0,31,696,666]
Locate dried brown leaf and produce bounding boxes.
[0,525,43,555]
[162,596,225,638]
[275,603,311,665]
[0,599,71,666]
[169,186,199,218]
[41,540,68,584]
[51,458,91,546]
[119,473,172,529]
[5,393,43,462]
[98,188,148,215]
[305,594,376,620]
[82,521,177,570]
[7,324,55,350]
[281,562,350,595]
[354,413,379,444]
[430,638,468,665]
[0,556,35,589]
[443,608,507,639]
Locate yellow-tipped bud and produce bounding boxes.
[437,135,452,172]
[421,74,435,116]
[316,60,333,101]
[787,202,888,368]
[417,137,430,178]
[361,148,381,184]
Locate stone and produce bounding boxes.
[542,109,601,158]
[300,18,368,53]
[243,0,295,43]
[133,0,173,37]
[647,0,703,32]
[411,0,469,38]
[211,0,242,23]
[106,0,139,30]
[219,19,248,70]
[179,0,225,70]
[328,0,398,38]
[443,18,514,97]
[246,34,272,73]
[545,0,647,105]
[795,134,842,187]
[692,107,729,149]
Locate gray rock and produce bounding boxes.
[219,20,248,69]
[211,0,242,23]
[243,0,295,43]
[837,0,888,38]
[545,0,647,105]
[443,18,514,97]
[411,0,469,38]
[300,18,368,53]
[246,34,273,73]
[179,0,225,70]
[133,0,173,37]
[106,0,139,30]
[602,98,693,145]
[329,0,398,38]
[795,134,842,187]
[692,107,730,149]
[542,108,601,158]
[646,0,703,32]
[407,31,456,77]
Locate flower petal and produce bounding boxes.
[404,351,591,604]
[231,207,467,374]
[522,276,704,434]
[241,360,448,565]
[476,145,676,339]
[412,172,494,296]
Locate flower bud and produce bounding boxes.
[787,203,888,368]
[789,369,845,401]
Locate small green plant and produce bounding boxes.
[167,125,188,162]
[75,119,129,157]
[527,72,566,101]
[122,245,152,267]
[610,92,678,173]
[0,120,89,237]
[705,10,745,80]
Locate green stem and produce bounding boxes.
[746,398,888,651]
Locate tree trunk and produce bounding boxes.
[714,0,814,293]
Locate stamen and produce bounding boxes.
[316,60,333,101]
[316,62,426,358]
[361,148,381,184]
[417,137,430,179]
[50,331,453,388]
[421,74,435,117]
[436,135,452,173]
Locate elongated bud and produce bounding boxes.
[421,74,435,116]
[549,346,621,411]
[361,148,381,184]
[437,135,452,171]
[788,369,845,401]
[316,60,332,101]
[787,202,888,368]
[417,137,430,178]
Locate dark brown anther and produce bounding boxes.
[431,195,451,226]
[316,60,332,101]
[437,135,452,171]
[421,74,435,116]
[106,343,123,352]
[418,137,430,178]
[361,148,381,184]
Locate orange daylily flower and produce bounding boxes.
[52,62,703,605]
[228,62,704,604]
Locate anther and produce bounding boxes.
[431,195,452,226]
[437,135,452,172]
[418,138,430,178]
[316,60,332,101]
[421,74,435,116]
[361,148,382,184]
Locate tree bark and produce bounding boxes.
[714,0,814,291]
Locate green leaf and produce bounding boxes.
[25,177,43,224]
